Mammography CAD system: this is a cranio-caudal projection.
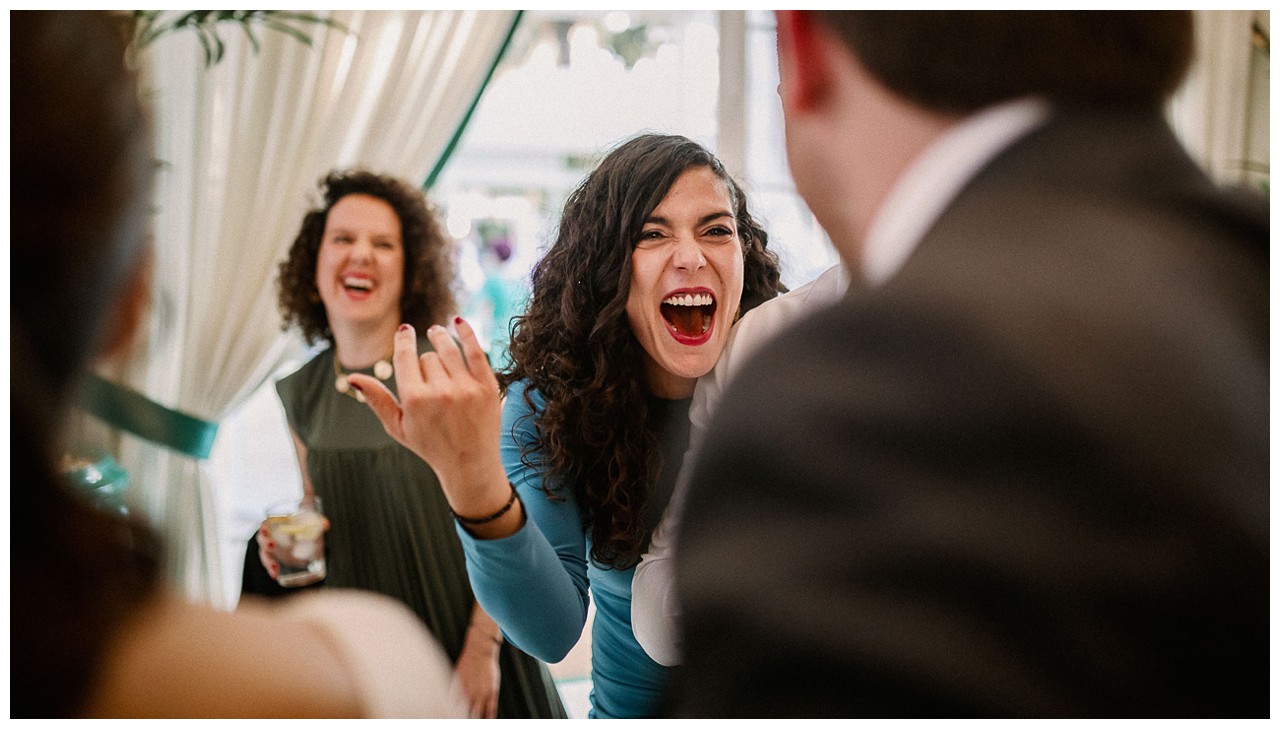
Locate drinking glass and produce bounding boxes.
[265,496,327,587]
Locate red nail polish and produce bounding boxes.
[454,316,463,325]
[399,323,411,332]
[349,380,363,392]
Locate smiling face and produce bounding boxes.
[625,166,745,399]
[314,193,405,335]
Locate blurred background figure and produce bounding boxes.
[241,169,565,719]
[463,219,529,370]
[674,10,1268,718]
[11,11,462,718]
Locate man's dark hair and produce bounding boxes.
[816,11,1195,112]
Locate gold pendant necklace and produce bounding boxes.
[333,347,393,403]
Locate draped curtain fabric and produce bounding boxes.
[118,10,519,606]
[1169,10,1269,189]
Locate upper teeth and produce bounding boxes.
[663,293,713,307]
[344,277,373,290]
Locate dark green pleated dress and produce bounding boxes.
[274,342,566,718]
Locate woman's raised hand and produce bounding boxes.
[348,319,511,517]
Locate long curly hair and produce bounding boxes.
[277,169,457,343]
[499,134,786,569]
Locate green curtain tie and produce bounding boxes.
[81,373,219,460]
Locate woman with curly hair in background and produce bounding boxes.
[245,169,565,719]
[352,133,786,718]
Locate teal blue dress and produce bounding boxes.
[459,379,689,718]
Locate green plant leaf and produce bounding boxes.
[194,26,215,66]
[129,9,350,66]
[212,30,226,66]
[271,10,349,34]
[239,22,261,55]
[260,21,315,47]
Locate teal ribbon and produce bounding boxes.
[81,373,219,459]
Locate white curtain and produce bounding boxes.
[1169,9,1270,189]
[118,10,519,607]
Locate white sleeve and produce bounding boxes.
[278,590,467,718]
[631,501,684,664]
[632,264,850,666]
[632,338,730,666]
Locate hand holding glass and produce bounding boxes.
[265,496,327,587]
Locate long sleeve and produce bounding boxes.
[456,380,590,663]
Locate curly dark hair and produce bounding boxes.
[499,134,786,569]
[277,169,457,343]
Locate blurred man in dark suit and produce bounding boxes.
[674,11,1267,717]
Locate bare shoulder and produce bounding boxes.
[84,589,460,718]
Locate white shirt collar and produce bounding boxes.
[861,97,1052,288]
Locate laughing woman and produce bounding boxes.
[257,170,565,719]
[353,134,785,718]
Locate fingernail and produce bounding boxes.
[454,316,463,325]
[398,323,411,333]
[349,380,363,392]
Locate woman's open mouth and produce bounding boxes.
[342,274,375,299]
[661,290,717,345]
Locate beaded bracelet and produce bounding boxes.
[451,481,520,526]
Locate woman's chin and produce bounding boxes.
[647,353,724,397]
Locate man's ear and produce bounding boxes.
[775,10,833,114]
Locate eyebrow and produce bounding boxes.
[644,211,735,227]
